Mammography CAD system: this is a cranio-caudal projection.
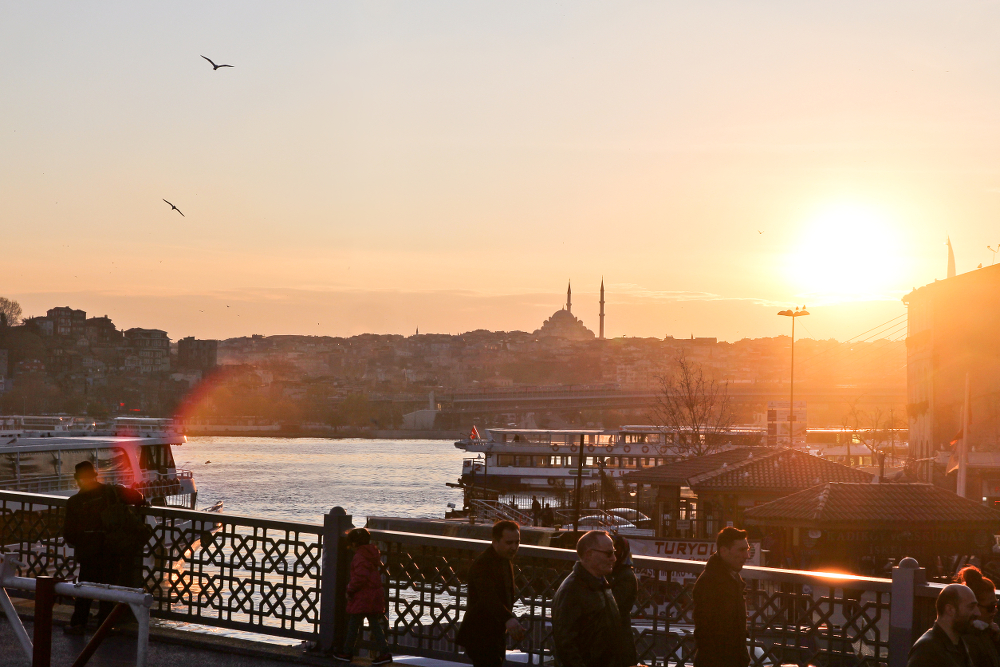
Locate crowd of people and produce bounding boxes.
[61,463,1000,666]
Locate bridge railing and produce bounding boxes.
[0,490,322,640]
[0,489,935,666]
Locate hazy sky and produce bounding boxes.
[4,2,999,341]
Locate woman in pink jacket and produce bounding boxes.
[333,528,392,665]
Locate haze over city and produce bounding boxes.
[5,1,1000,342]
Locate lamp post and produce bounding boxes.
[777,306,809,447]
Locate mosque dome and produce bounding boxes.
[534,309,595,341]
[533,281,596,340]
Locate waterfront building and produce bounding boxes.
[743,482,1000,576]
[47,306,87,337]
[903,263,1000,481]
[85,315,121,343]
[624,448,871,539]
[124,328,171,373]
[178,336,219,371]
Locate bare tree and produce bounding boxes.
[649,354,734,457]
[0,297,22,327]
[846,399,902,466]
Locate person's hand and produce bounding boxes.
[505,617,525,642]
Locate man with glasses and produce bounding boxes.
[552,530,631,667]
[456,520,525,667]
[693,526,751,667]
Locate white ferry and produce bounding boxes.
[0,416,197,509]
[455,425,765,490]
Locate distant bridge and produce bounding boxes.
[437,384,905,414]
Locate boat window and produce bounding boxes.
[139,445,175,471]
[17,451,59,478]
[496,454,514,467]
[60,449,96,474]
[0,454,15,481]
[98,448,132,477]
[622,457,637,469]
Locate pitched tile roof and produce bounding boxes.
[743,482,1000,527]
[689,448,872,492]
[622,447,770,485]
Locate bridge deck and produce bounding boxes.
[0,601,456,667]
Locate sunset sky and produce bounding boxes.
[4,2,999,342]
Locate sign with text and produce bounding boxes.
[767,400,807,446]
[629,537,761,583]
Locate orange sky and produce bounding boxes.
[4,2,999,341]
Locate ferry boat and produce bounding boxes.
[455,425,765,490]
[0,416,197,509]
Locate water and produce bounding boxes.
[176,437,466,525]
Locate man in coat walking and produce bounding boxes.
[456,520,525,667]
[692,527,751,667]
[62,461,147,634]
[551,530,630,667]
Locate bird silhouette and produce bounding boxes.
[201,56,234,70]
[757,230,763,234]
[163,199,184,217]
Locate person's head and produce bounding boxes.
[715,527,750,572]
[544,502,550,508]
[956,566,997,624]
[346,528,370,549]
[74,461,99,491]
[491,520,520,560]
[937,583,981,633]
[577,530,616,578]
[612,534,631,569]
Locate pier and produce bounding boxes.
[0,489,954,666]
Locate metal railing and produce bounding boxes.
[0,489,948,666]
[0,490,322,640]
[369,528,892,666]
[468,499,534,525]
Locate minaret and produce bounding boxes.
[599,278,605,340]
[566,280,572,314]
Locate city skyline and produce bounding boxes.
[5,2,1000,341]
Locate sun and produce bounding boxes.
[785,204,905,301]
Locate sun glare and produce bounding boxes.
[786,204,905,301]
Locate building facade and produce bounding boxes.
[177,337,218,371]
[124,328,171,373]
[903,264,1000,480]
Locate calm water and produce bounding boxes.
[177,437,466,524]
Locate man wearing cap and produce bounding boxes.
[62,461,146,634]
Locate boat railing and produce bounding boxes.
[0,470,160,494]
[468,498,534,525]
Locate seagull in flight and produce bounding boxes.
[201,56,234,70]
[163,199,184,217]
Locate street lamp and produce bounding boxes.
[777,306,809,447]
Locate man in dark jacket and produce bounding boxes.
[63,461,146,634]
[456,520,525,667]
[907,583,980,667]
[552,530,629,667]
[693,527,751,667]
